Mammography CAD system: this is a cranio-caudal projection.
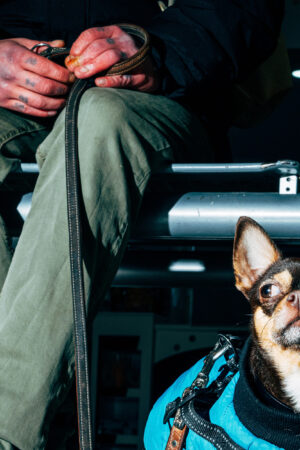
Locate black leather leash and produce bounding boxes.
[33,24,150,450]
[65,76,93,450]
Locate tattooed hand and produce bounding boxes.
[0,38,73,117]
[66,26,159,93]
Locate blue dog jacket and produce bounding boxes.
[144,338,300,449]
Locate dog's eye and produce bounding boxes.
[260,284,281,298]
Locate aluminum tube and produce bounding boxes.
[20,163,39,173]
[157,160,300,175]
[21,160,300,175]
[17,191,300,239]
[168,193,300,239]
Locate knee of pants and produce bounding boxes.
[77,87,154,194]
[78,87,135,137]
[76,88,149,221]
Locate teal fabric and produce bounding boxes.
[144,357,284,450]
[0,88,212,449]
[210,375,283,450]
[144,355,225,450]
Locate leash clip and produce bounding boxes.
[31,42,52,54]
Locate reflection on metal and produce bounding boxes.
[20,163,39,173]
[168,193,300,239]
[17,193,32,220]
[160,160,300,175]
[168,259,206,272]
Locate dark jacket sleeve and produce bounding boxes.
[146,0,285,101]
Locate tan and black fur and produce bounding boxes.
[233,217,300,411]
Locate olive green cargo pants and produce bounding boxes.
[0,88,212,449]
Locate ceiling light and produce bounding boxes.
[292,70,300,79]
[169,259,206,272]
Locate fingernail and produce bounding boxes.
[48,111,57,117]
[68,73,76,83]
[65,55,80,69]
[79,66,90,73]
[96,79,107,86]
[51,39,65,47]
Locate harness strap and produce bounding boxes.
[164,335,243,450]
[181,400,243,450]
[166,423,188,450]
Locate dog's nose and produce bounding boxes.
[287,290,300,308]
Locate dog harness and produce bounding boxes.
[144,336,300,450]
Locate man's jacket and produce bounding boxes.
[144,339,300,450]
[0,0,284,114]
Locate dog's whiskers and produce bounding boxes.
[260,316,274,339]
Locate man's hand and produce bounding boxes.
[0,38,73,117]
[66,26,159,93]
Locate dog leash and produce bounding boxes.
[33,24,150,449]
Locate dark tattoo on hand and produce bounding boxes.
[19,95,29,104]
[106,38,115,44]
[25,57,37,65]
[14,103,25,111]
[25,78,35,87]
[56,86,66,95]
[120,51,128,59]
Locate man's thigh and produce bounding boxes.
[0,108,52,290]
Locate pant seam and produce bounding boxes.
[0,127,47,150]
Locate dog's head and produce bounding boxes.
[233,216,300,351]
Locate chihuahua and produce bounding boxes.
[233,216,300,412]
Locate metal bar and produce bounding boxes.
[18,192,300,239]
[135,192,300,239]
[167,192,300,239]
[157,160,300,175]
[20,163,39,173]
[21,160,300,176]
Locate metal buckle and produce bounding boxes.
[31,42,51,53]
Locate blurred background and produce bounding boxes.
[230,0,300,162]
[90,2,300,448]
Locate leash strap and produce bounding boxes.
[36,23,151,450]
[65,77,93,450]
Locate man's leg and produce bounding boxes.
[0,108,51,291]
[0,88,213,449]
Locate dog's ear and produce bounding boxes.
[233,217,281,298]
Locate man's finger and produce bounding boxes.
[70,26,122,56]
[95,73,147,89]
[73,49,123,78]
[5,99,58,117]
[17,70,70,97]
[66,39,120,70]
[21,51,72,83]
[11,38,66,51]
[13,86,66,111]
